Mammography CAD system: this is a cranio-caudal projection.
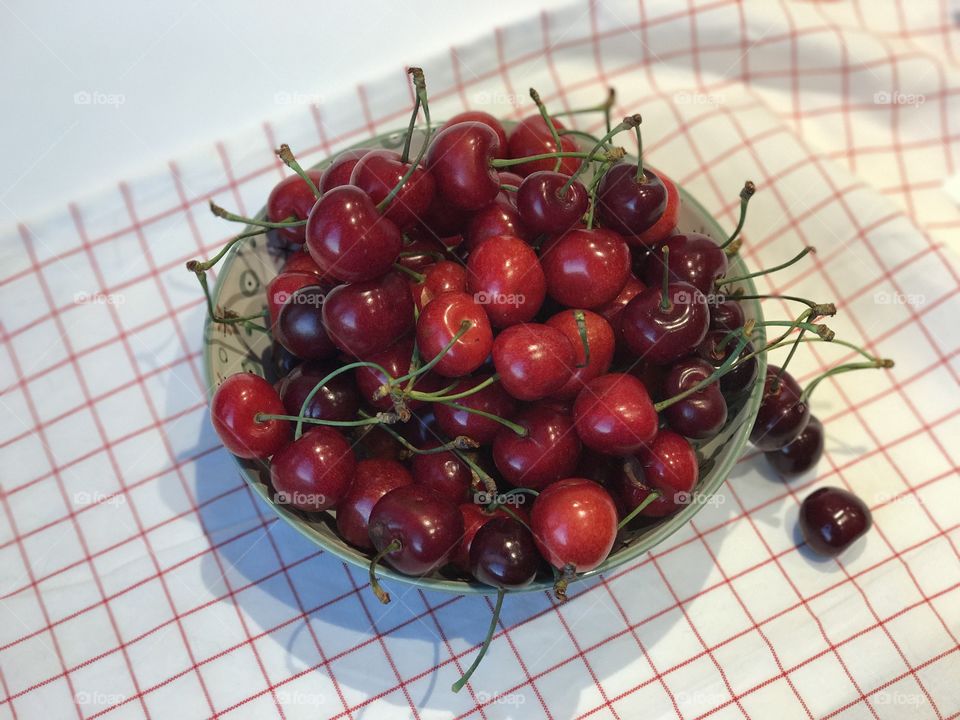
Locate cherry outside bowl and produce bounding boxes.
[202,125,767,595]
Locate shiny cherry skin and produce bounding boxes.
[595,274,646,337]
[751,365,811,451]
[322,271,414,358]
[368,485,464,575]
[305,185,402,282]
[395,235,448,274]
[466,235,546,327]
[630,169,680,247]
[530,478,618,572]
[433,374,516,445]
[492,323,575,401]
[506,115,579,177]
[350,149,436,230]
[709,299,745,332]
[454,503,522,572]
[696,330,758,395]
[615,430,698,518]
[411,449,473,504]
[354,336,418,411]
[540,227,631,309]
[281,249,328,279]
[410,260,467,311]
[415,193,470,238]
[318,148,370,194]
[416,291,493,377]
[799,486,871,557]
[426,121,501,211]
[278,361,359,422]
[270,426,356,512]
[642,233,727,295]
[766,415,824,478]
[442,112,509,159]
[662,358,727,440]
[470,518,540,588]
[516,171,589,235]
[270,341,302,377]
[572,373,658,455]
[266,169,323,245]
[336,459,413,550]
[621,282,710,364]
[211,373,290,459]
[266,271,322,329]
[275,286,338,360]
[596,163,667,237]
[545,309,615,399]
[493,406,581,489]
[464,197,527,251]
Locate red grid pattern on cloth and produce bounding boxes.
[1,1,959,718]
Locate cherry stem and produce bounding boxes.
[585,160,614,230]
[392,262,425,283]
[718,181,756,250]
[617,491,661,529]
[553,563,576,601]
[718,246,815,287]
[558,128,612,149]
[433,400,528,436]
[760,319,834,340]
[387,320,472,388]
[560,115,639,196]
[377,68,431,213]
[453,448,499,496]
[634,119,646,183]
[655,332,752,412]
[192,269,268,333]
[409,374,500,402]
[186,227,266,274]
[529,88,563,173]
[764,335,887,364]
[733,294,836,316]
[574,310,591,368]
[209,202,304,229]
[551,87,616,128]
[276,144,321,199]
[400,69,424,164]
[358,410,479,453]
[369,538,401,604]
[451,589,505,693]
[659,245,672,311]
[499,183,519,192]
[801,359,894,403]
[490,150,603,168]
[255,412,395,428]
[296,361,392,439]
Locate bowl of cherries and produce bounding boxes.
[192,69,892,690]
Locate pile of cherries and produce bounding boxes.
[193,69,891,690]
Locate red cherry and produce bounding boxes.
[530,478,618,572]
[621,282,710,364]
[414,193,470,238]
[540,227,631,309]
[470,518,540,588]
[411,449,474,504]
[433,374,516,445]
[269,426,356,512]
[516,171,589,236]
[426,122,501,211]
[322,271,414,358]
[799,486,871,557]
[765,415,824,478]
[751,366,811,451]
[661,357,727,439]
[278,361,359,422]
[464,197,528,251]
[595,163,667,237]
[613,430,697,518]
[350,149,436,230]
[354,336,417,411]
[595,274,645,337]
[545,309,616,399]
[506,115,579,177]
[709,299,745,332]
[275,286,338,360]
[443,112,508,158]
[410,260,467,311]
[266,169,323,245]
[318,148,370,194]
[453,502,521,572]
[266,271,322,328]
[572,373,657,455]
[631,169,680,247]
[492,323,575,401]
[642,233,727,295]
[211,373,290,459]
[695,330,757,395]
[336,459,413,550]
[416,291,493,378]
[492,406,581,489]
[466,235,546,327]
[368,485,464,575]
[281,249,327,278]
[305,185,402,282]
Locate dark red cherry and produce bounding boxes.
[211,373,290,459]
[266,169,323,245]
[709,299,745,332]
[426,122,501,211]
[516,171,589,236]
[410,260,467,311]
[354,336,418,411]
[498,171,525,191]
[270,426,355,512]
[572,373,657,455]
[492,323,575,401]
[661,358,727,440]
[318,148,370,194]
[595,274,646,337]
[433,374,516,445]
[416,291,493,377]
[695,330,758,395]
[506,115,579,177]
[266,271,322,329]
[545,309,615,398]
[751,366,811,451]
[595,163,667,237]
[453,503,524,573]
[336,459,413,550]
[467,235,546,327]
[395,235,447,274]
[530,478,618,572]
[765,415,824,478]
[281,249,328,279]
[354,425,403,461]
[275,286,338,360]
[621,282,710,364]
[442,112,509,159]
[628,167,680,247]
[540,227,631,309]
[642,233,727,295]
[464,197,528,251]
[270,341,302,377]
[305,185,402,282]
[322,271,414,358]
[278,361,359,422]
[492,405,580,490]
[350,149,436,230]
[415,193,470,238]
[799,486,871,557]
[368,485,464,575]
[614,430,698,519]
[470,518,540,588]
[411,449,474,504]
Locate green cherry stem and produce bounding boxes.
[357,411,480,453]
[718,181,756,252]
[801,359,894,404]
[191,269,268,333]
[400,70,424,164]
[659,245,672,311]
[186,227,267,274]
[451,589,505,693]
[392,262,425,283]
[560,115,639,196]
[377,67,431,213]
[529,88,563,173]
[209,202,305,229]
[499,184,519,192]
[574,310,591,368]
[386,320,472,388]
[408,374,501,402]
[369,538,401,604]
[634,117,646,183]
[433,401,527,436]
[276,144,321,199]
[296,361,392,439]
[551,87,616,126]
[718,246,815,287]
[654,333,751,412]
[490,150,604,168]
[617,491,662,529]
[585,160,614,230]
[733,293,836,317]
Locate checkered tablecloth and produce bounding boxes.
[2,1,959,718]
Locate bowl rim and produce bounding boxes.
[203,126,767,596]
